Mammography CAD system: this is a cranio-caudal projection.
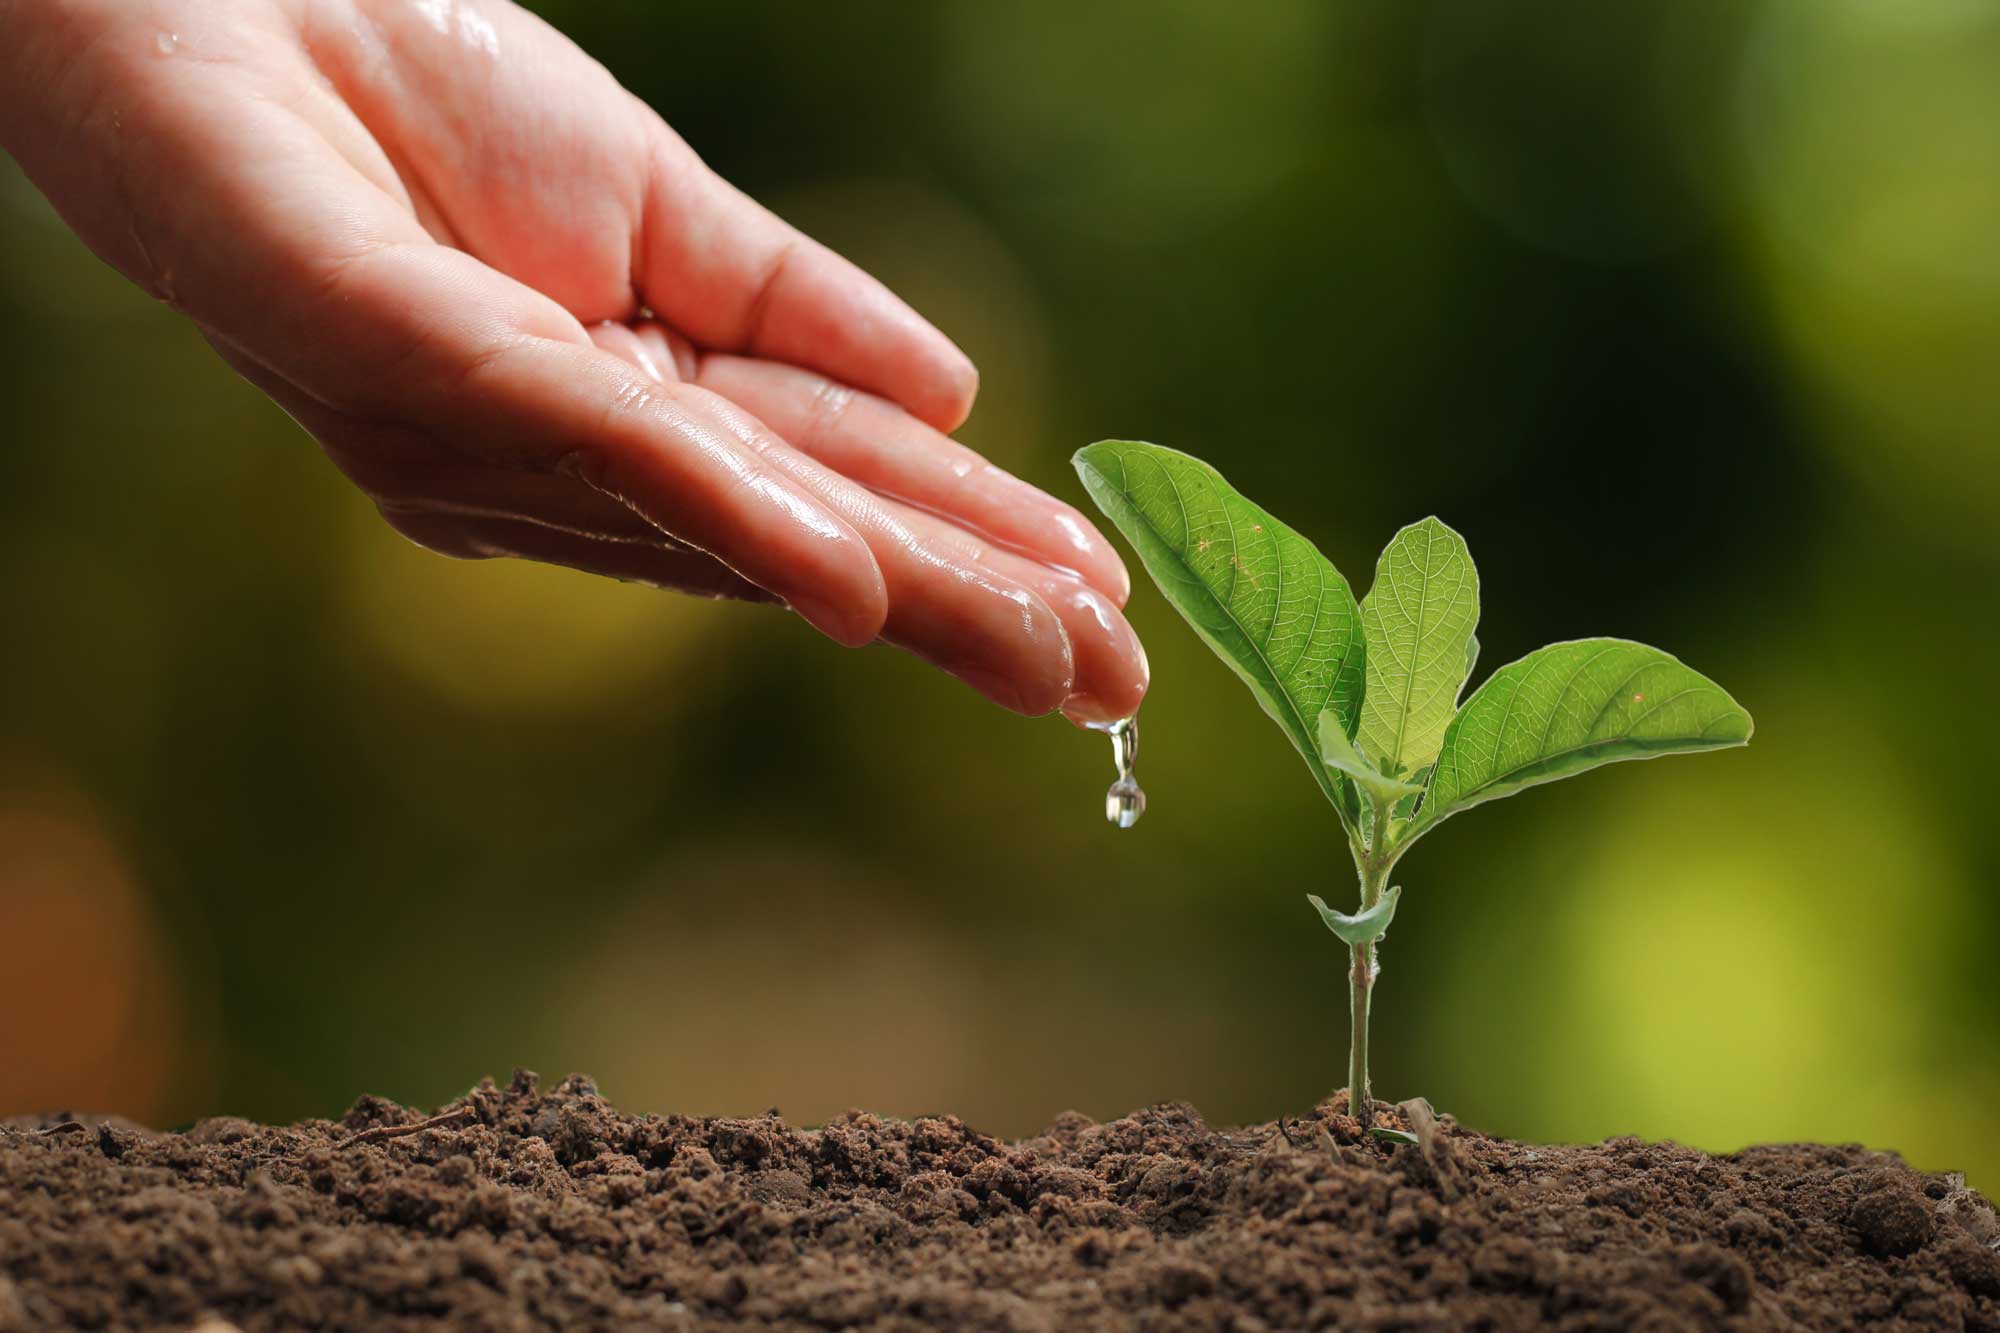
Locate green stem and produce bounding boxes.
[1347,936,1374,1123]
[1346,796,1397,1125]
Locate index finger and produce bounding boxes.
[635,121,980,434]
[693,353,1131,607]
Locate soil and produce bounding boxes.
[4,1072,1997,1332]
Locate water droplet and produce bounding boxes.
[155,31,179,55]
[1105,777,1146,829]
[1086,715,1145,829]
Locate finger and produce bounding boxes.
[691,352,1131,606]
[636,128,978,433]
[602,328,1136,722]
[874,540,1077,718]
[592,316,1096,712]
[921,532,1150,726]
[684,387,1078,716]
[351,290,892,647]
[379,509,774,603]
[592,320,1104,712]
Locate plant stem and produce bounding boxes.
[1347,936,1374,1124]
[1346,798,1396,1125]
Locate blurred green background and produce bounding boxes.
[3,0,1997,1188]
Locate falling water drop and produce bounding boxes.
[1089,715,1146,829]
[1105,777,1146,829]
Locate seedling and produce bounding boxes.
[1074,441,1752,1124]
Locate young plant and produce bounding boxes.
[1073,440,1753,1124]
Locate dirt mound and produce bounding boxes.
[3,1071,1995,1330]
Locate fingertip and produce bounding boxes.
[850,282,978,433]
[790,571,887,649]
[1057,586,1150,725]
[919,349,979,435]
[1059,696,1115,728]
[778,514,888,649]
[1060,667,1149,729]
[944,581,1074,717]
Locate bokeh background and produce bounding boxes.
[4,0,1997,1187]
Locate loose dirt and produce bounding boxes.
[4,1072,1995,1330]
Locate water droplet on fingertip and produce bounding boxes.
[155,31,179,55]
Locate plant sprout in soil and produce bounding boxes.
[1074,440,1753,1125]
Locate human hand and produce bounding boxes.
[0,0,1148,722]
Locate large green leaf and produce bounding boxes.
[1357,518,1479,778]
[1417,638,1752,830]
[1074,441,1367,822]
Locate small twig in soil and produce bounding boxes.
[38,1121,87,1137]
[337,1107,477,1151]
[1397,1097,1463,1202]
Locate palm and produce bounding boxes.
[1,0,1146,721]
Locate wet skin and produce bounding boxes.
[0,0,1149,723]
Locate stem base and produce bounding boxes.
[1348,939,1376,1124]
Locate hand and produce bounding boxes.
[0,0,1148,722]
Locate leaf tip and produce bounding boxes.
[1395,513,1469,546]
[1074,440,1161,498]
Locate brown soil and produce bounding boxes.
[4,1072,1996,1331]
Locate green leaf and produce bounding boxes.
[1318,710,1424,804]
[1418,638,1752,831]
[1356,518,1480,778]
[1075,441,1368,825]
[1306,885,1402,947]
